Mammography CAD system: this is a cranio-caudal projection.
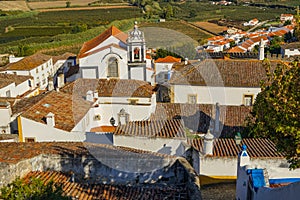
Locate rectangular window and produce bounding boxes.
[25,137,36,142]
[6,90,11,97]
[244,95,253,106]
[188,94,197,104]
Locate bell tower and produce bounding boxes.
[127,21,147,81]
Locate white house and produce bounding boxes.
[18,91,92,142]
[190,137,295,186]
[280,14,294,23]
[113,119,188,156]
[4,53,54,90]
[168,59,281,106]
[281,42,300,58]
[236,144,300,200]
[78,23,153,83]
[243,18,259,26]
[60,78,156,131]
[0,73,35,98]
[155,56,181,84]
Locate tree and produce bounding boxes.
[268,36,283,54]
[0,177,70,200]
[246,60,300,169]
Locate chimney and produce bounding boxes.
[46,112,55,127]
[184,58,188,65]
[203,129,214,156]
[238,144,250,167]
[258,38,265,60]
[48,78,54,91]
[93,91,98,99]
[86,90,94,102]
[57,73,65,88]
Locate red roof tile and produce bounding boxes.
[5,53,52,71]
[0,73,32,89]
[114,119,186,139]
[169,59,281,87]
[155,56,181,63]
[90,126,116,132]
[23,171,189,200]
[21,91,92,132]
[78,26,128,58]
[189,138,284,158]
[151,103,252,137]
[61,78,154,98]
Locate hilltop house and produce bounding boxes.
[155,56,181,84]
[18,91,92,142]
[78,23,153,83]
[168,59,280,106]
[60,78,155,131]
[281,42,300,58]
[3,53,53,90]
[243,18,259,26]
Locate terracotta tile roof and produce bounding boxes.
[150,103,252,137]
[114,119,186,139]
[52,52,76,64]
[189,138,284,158]
[227,46,247,53]
[207,36,225,41]
[61,78,154,98]
[0,73,32,88]
[268,29,288,37]
[23,171,188,200]
[5,53,52,71]
[90,125,116,132]
[78,43,126,59]
[281,42,300,50]
[0,97,18,108]
[155,56,181,63]
[169,59,281,87]
[11,93,47,115]
[78,26,128,58]
[21,91,92,132]
[0,142,175,164]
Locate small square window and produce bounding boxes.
[25,137,35,142]
[188,94,197,104]
[244,95,253,106]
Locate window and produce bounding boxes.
[107,57,118,77]
[118,108,129,125]
[36,68,39,73]
[67,62,72,68]
[28,80,32,87]
[244,95,253,106]
[6,90,11,97]
[188,94,197,104]
[25,137,35,142]
[164,73,169,80]
[134,47,140,60]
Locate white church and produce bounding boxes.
[78,22,154,83]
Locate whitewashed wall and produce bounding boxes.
[283,49,300,58]
[114,135,186,155]
[0,106,11,134]
[173,85,261,105]
[0,83,15,97]
[89,103,153,128]
[20,114,88,142]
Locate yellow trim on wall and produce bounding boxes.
[200,175,236,186]
[17,116,23,142]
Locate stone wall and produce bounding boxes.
[0,153,202,199]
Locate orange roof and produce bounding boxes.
[207,35,225,41]
[281,14,293,17]
[90,126,116,132]
[155,56,181,63]
[79,43,125,59]
[6,53,51,71]
[227,46,246,53]
[78,26,128,58]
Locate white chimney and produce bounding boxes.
[57,73,65,88]
[48,79,54,91]
[203,129,214,156]
[184,58,188,65]
[93,91,98,99]
[46,112,55,127]
[86,90,94,102]
[258,38,265,60]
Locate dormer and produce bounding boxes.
[46,112,55,127]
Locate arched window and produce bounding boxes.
[134,47,140,60]
[107,57,118,77]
